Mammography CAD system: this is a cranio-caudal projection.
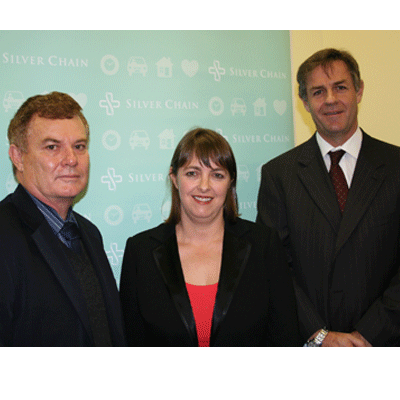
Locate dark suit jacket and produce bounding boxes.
[256,131,400,346]
[0,185,125,346]
[119,218,302,346]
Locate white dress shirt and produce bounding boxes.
[316,127,363,188]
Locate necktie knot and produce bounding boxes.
[329,150,345,166]
[60,222,81,241]
[59,222,81,253]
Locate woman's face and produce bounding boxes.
[170,156,231,225]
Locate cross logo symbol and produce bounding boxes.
[208,60,226,82]
[99,92,120,116]
[106,243,124,266]
[101,167,123,191]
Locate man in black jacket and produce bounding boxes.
[0,92,125,346]
[257,48,400,347]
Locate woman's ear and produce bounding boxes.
[169,167,178,190]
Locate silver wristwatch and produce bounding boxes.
[307,328,329,347]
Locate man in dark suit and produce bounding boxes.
[0,92,125,346]
[256,48,400,346]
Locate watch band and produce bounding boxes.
[307,328,329,347]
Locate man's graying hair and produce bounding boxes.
[297,48,362,101]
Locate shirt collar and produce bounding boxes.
[24,187,77,235]
[316,127,363,160]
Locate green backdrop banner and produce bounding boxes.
[0,30,294,283]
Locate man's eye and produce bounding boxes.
[46,144,57,150]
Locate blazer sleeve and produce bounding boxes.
[355,252,400,346]
[0,246,15,346]
[256,165,292,261]
[119,237,146,346]
[256,164,325,340]
[264,228,303,346]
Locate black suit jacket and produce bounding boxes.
[0,185,125,346]
[119,218,302,346]
[257,132,400,345]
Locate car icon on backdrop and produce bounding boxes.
[129,130,150,150]
[231,98,246,116]
[127,57,148,76]
[132,204,152,223]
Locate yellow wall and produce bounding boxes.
[290,31,400,146]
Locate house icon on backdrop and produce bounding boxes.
[156,57,173,78]
[159,129,175,149]
[253,98,267,116]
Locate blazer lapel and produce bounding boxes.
[335,133,387,255]
[297,136,342,232]
[77,216,125,343]
[12,185,92,340]
[152,229,198,345]
[31,224,92,338]
[210,222,251,345]
[151,222,251,346]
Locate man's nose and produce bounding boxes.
[63,147,78,166]
[325,89,338,104]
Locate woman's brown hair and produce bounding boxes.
[165,128,239,224]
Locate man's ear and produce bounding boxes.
[301,97,311,113]
[356,80,364,104]
[8,144,24,172]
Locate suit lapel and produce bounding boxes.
[335,133,387,255]
[297,136,342,232]
[12,186,92,340]
[210,221,251,345]
[76,215,125,344]
[151,222,251,346]
[152,229,198,345]
[31,223,92,338]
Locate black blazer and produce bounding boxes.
[0,185,125,346]
[257,132,400,345]
[120,218,302,346]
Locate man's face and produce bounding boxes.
[11,115,89,216]
[302,60,364,145]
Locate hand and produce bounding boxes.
[321,331,371,347]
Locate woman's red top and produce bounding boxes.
[186,282,218,347]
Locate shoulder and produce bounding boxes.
[226,218,278,242]
[73,211,102,240]
[360,132,400,170]
[363,132,400,154]
[0,200,22,242]
[262,136,316,172]
[125,223,174,247]
[0,193,28,240]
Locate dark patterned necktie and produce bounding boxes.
[329,150,348,213]
[59,222,82,253]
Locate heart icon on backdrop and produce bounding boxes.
[273,100,286,116]
[70,93,88,108]
[181,60,199,77]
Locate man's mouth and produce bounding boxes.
[58,175,80,180]
[324,110,343,116]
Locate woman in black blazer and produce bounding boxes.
[120,128,301,346]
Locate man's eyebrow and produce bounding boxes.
[41,137,61,143]
[309,79,348,91]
